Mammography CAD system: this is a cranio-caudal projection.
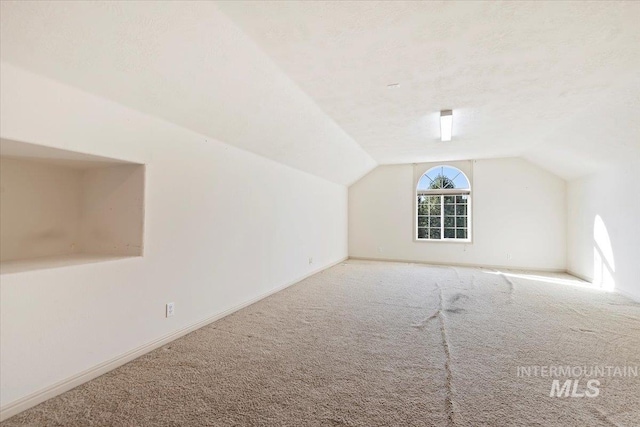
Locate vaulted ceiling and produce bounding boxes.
[2,1,639,183]
[0,1,375,185]
[220,1,640,179]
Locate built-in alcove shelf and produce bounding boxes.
[0,138,145,274]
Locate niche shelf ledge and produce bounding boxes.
[0,139,145,274]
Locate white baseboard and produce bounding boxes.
[0,256,348,422]
[566,269,640,303]
[348,256,566,273]
[565,269,591,282]
[615,288,640,303]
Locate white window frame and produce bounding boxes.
[415,166,472,243]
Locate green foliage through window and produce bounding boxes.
[417,166,470,241]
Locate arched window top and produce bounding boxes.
[417,166,470,192]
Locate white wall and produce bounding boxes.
[0,157,82,261]
[81,165,145,256]
[567,160,640,301]
[349,158,566,271]
[0,63,348,411]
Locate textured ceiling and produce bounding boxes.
[219,1,640,179]
[1,1,639,182]
[0,1,376,185]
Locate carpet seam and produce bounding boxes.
[436,282,455,427]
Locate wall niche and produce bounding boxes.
[0,138,145,274]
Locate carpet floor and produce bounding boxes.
[3,260,640,426]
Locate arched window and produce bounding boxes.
[416,166,471,241]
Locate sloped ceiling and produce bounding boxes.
[0,1,376,186]
[219,1,640,179]
[1,1,639,182]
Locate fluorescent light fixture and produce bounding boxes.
[440,110,453,142]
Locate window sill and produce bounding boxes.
[414,238,472,244]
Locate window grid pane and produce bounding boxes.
[416,195,442,239]
[417,190,469,241]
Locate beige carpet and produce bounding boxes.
[3,260,640,426]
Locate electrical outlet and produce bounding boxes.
[378,246,383,253]
[308,257,313,265]
[507,253,512,260]
[166,302,175,318]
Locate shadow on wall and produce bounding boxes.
[483,215,617,293]
[593,215,615,291]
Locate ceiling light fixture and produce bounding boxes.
[440,110,453,142]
